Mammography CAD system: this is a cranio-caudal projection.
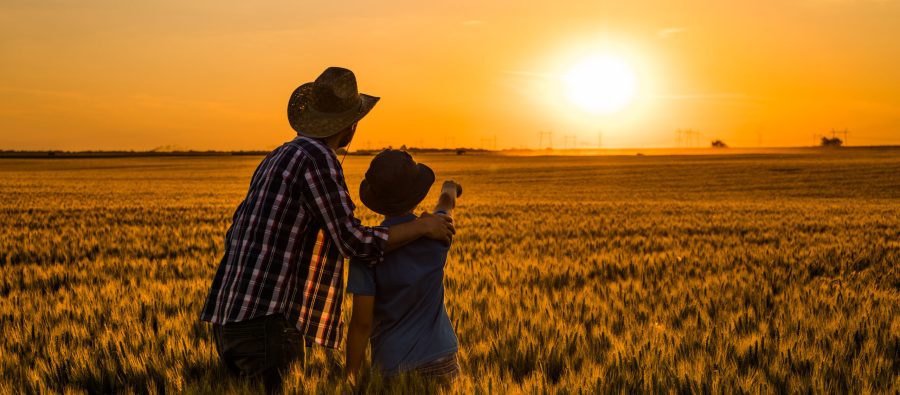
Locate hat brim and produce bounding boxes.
[359,163,435,216]
[287,83,380,138]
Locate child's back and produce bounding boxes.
[348,213,457,376]
[344,149,462,382]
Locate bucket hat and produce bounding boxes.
[359,150,435,215]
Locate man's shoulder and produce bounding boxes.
[266,137,337,177]
[290,137,334,163]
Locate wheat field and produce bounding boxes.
[1,149,899,394]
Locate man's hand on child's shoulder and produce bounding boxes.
[418,212,455,245]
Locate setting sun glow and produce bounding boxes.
[562,55,638,115]
[2,1,900,149]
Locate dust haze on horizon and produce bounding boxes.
[2,0,900,151]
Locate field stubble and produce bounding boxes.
[1,149,899,393]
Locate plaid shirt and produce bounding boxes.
[200,136,389,348]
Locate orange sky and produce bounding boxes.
[2,0,899,150]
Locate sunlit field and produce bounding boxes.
[2,149,899,393]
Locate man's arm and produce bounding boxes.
[385,213,454,252]
[345,294,374,379]
[305,152,455,261]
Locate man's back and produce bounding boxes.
[201,136,388,348]
[202,138,311,323]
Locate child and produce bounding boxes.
[345,149,463,383]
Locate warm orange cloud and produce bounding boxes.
[1,0,899,150]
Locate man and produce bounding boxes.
[199,67,455,393]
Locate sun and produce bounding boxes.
[562,55,638,115]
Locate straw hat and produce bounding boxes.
[287,67,379,138]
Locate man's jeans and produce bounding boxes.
[212,314,305,393]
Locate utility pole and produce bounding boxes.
[480,137,498,151]
[677,129,696,147]
[598,130,603,148]
[539,131,553,149]
[830,128,850,146]
[692,130,700,147]
[677,129,700,147]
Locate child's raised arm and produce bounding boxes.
[433,180,462,216]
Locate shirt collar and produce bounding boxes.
[297,136,337,159]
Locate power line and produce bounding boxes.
[838,128,849,146]
[538,131,553,149]
[676,129,701,147]
[480,136,498,151]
